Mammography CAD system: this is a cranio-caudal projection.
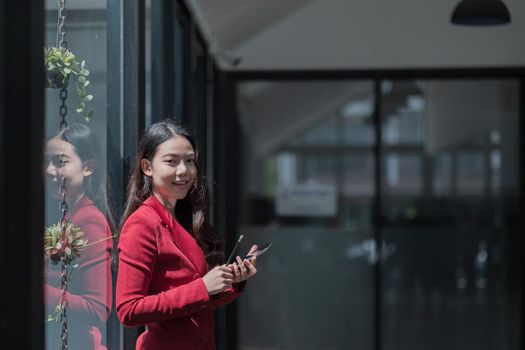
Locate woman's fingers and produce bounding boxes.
[223,250,259,285]
[236,256,247,273]
[233,262,240,277]
[247,244,258,256]
[203,265,234,294]
[236,256,258,282]
[220,265,233,273]
[244,257,257,275]
[220,265,234,280]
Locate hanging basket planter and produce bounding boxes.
[44,46,94,121]
[45,67,69,89]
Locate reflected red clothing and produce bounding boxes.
[116,195,243,350]
[45,196,113,350]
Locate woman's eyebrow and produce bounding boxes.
[53,153,71,159]
[161,152,195,158]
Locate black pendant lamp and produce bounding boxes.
[451,0,511,25]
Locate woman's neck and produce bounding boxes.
[67,192,85,207]
[153,192,177,214]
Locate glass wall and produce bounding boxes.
[381,79,521,350]
[237,81,377,349]
[235,79,522,350]
[43,1,111,349]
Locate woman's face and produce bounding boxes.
[141,135,197,209]
[45,138,92,202]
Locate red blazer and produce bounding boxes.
[116,195,243,350]
[45,196,113,350]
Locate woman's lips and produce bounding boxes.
[172,180,189,186]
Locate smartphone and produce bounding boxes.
[244,241,272,260]
[226,235,244,264]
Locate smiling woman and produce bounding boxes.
[139,135,197,211]
[116,119,258,350]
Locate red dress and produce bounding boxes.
[116,195,243,350]
[45,196,113,350]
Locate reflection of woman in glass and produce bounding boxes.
[44,124,113,350]
[116,120,257,350]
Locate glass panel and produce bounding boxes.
[298,154,337,185]
[44,2,113,349]
[294,118,338,146]
[384,153,422,195]
[238,81,376,350]
[457,151,485,196]
[381,79,521,350]
[341,98,375,146]
[343,154,375,198]
[433,153,452,196]
[382,80,425,146]
[490,149,501,195]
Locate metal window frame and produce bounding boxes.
[174,1,192,123]
[107,0,146,349]
[151,0,175,124]
[0,1,45,349]
[213,71,242,350]
[514,77,525,350]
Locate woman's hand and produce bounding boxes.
[202,265,234,295]
[230,244,258,283]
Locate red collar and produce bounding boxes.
[143,195,175,229]
[144,195,207,274]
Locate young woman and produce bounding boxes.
[116,120,257,350]
[44,124,113,350]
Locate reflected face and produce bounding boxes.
[45,138,92,202]
[141,135,197,210]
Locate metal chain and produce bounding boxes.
[57,1,69,348]
[57,0,68,49]
[59,261,69,350]
[58,150,69,350]
[59,88,68,130]
[59,169,68,222]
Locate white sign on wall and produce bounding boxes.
[276,184,337,217]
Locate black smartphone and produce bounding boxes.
[226,235,244,264]
[244,241,272,260]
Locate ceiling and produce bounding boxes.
[185,0,525,71]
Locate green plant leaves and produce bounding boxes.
[44,46,94,121]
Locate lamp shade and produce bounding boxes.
[451,0,511,25]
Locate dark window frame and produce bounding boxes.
[0,1,45,349]
[107,0,146,349]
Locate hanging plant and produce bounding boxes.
[44,47,94,121]
[44,221,87,323]
[44,221,88,265]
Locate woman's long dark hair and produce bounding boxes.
[57,123,115,230]
[121,119,224,266]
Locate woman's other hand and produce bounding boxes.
[230,244,258,283]
[202,265,233,295]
